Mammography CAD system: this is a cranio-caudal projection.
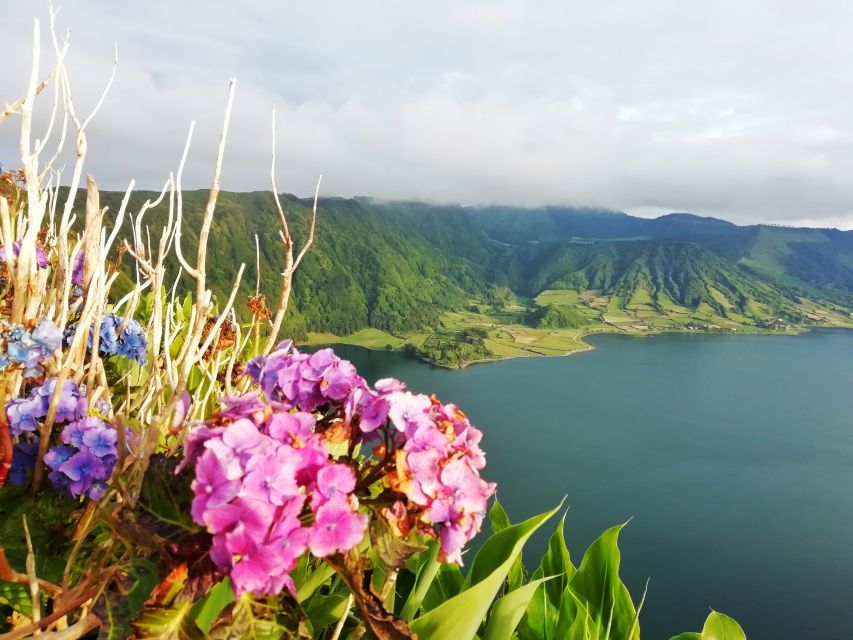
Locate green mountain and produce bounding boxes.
[91,190,853,351]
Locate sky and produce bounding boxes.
[4,1,853,229]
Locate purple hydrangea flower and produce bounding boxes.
[57,449,105,497]
[71,250,84,286]
[80,419,118,457]
[6,378,85,437]
[42,403,121,499]
[0,242,48,269]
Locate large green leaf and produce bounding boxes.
[95,559,160,640]
[489,498,512,533]
[519,511,575,640]
[133,602,206,639]
[305,593,351,633]
[399,540,440,620]
[700,611,747,640]
[483,576,555,640]
[488,499,523,591]
[95,595,132,640]
[209,593,305,640]
[295,562,336,603]
[409,503,561,640]
[123,558,161,617]
[670,610,747,640]
[559,523,639,640]
[419,562,464,613]
[137,455,196,538]
[191,578,235,633]
[0,580,31,618]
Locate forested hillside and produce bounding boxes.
[92,190,853,342]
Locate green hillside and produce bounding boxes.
[90,190,853,365]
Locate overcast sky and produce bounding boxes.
[4,1,853,228]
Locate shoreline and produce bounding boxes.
[303,323,847,370]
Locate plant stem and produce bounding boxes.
[330,593,353,640]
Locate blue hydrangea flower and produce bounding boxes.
[1,318,62,378]
[80,420,117,458]
[66,313,148,365]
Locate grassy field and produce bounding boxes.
[302,328,408,350]
[302,287,853,367]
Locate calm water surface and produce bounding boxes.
[326,330,853,639]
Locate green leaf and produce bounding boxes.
[95,595,132,640]
[305,593,351,633]
[400,541,440,620]
[420,562,464,613]
[701,610,747,640]
[122,558,160,617]
[483,576,555,640]
[295,561,336,603]
[668,609,747,640]
[0,579,32,618]
[464,500,562,591]
[137,454,196,538]
[133,602,206,640]
[559,523,639,640]
[191,578,235,634]
[487,499,524,592]
[209,593,300,640]
[489,498,512,534]
[410,502,561,640]
[519,511,575,640]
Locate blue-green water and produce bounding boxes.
[327,330,853,639]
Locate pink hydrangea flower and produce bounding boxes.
[308,497,368,558]
[186,342,496,596]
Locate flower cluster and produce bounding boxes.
[67,312,148,365]
[7,377,86,436]
[184,402,367,597]
[380,391,493,564]
[246,343,495,564]
[0,318,62,377]
[45,415,120,499]
[5,377,119,498]
[245,342,366,413]
[183,342,495,598]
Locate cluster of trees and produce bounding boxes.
[526,303,588,329]
[413,328,491,367]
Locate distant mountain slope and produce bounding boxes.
[89,189,853,337]
[741,226,853,300]
[523,240,806,323]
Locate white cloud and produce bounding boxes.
[3,1,853,228]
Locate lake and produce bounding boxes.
[323,330,853,639]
